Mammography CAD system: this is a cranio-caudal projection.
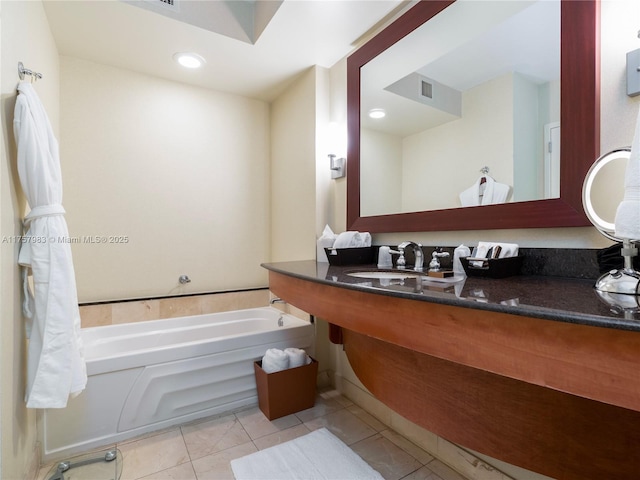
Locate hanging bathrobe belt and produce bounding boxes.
[19,203,66,266]
[23,204,66,226]
[19,204,66,322]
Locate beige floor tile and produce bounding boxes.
[235,407,301,440]
[401,465,448,480]
[381,429,435,465]
[119,430,190,480]
[252,424,312,450]
[192,441,257,480]
[351,433,422,480]
[347,404,388,431]
[181,413,251,461]
[304,408,377,445]
[136,461,197,480]
[320,388,354,407]
[294,394,345,423]
[424,460,469,480]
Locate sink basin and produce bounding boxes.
[346,270,423,280]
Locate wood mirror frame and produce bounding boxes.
[347,0,600,232]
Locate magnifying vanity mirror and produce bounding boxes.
[582,148,640,311]
[582,148,629,241]
[347,0,599,232]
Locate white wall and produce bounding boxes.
[0,2,58,478]
[60,57,270,302]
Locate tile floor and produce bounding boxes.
[37,389,469,480]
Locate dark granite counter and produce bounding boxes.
[262,260,640,332]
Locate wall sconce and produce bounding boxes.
[328,154,346,179]
[627,30,640,96]
[328,122,346,179]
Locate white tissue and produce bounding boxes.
[615,108,640,240]
[285,348,310,368]
[317,225,337,263]
[475,241,519,259]
[261,348,289,373]
[333,231,372,249]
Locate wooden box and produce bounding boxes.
[254,357,318,420]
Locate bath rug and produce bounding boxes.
[230,428,383,480]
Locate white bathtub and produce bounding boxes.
[41,307,314,462]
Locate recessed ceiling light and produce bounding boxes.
[369,108,386,119]
[173,52,206,69]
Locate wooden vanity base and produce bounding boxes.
[344,329,640,480]
[268,270,640,479]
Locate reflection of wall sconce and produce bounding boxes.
[328,154,346,179]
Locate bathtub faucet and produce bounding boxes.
[270,298,286,327]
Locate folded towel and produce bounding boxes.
[261,348,289,373]
[615,107,640,239]
[285,348,310,368]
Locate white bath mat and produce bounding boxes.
[230,428,383,480]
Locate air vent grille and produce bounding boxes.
[421,80,433,99]
[152,0,179,11]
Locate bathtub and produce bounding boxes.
[41,307,314,462]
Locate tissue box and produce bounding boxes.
[254,357,318,420]
[324,247,374,266]
[460,256,523,278]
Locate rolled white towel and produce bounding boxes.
[261,348,289,373]
[285,348,310,368]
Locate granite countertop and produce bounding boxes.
[262,260,640,332]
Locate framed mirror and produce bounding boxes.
[347,0,600,232]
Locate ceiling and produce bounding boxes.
[42,0,407,102]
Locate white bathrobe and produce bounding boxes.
[459,176,511,207]
[13,82,87,408]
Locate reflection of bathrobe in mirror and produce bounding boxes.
[459,176,511,207]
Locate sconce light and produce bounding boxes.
[627,30,640,96]
[328,122,346,179]
[328,154,346,179]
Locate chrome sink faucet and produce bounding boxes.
[396,241,424,271]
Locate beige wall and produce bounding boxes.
[360,128,402,216]
[1,2,59,478]
[60,57,271,303]
[271,66,329,262]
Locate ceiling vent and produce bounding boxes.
[157,0,180,12]
[385,73,461,117]
[421,80,433,99]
